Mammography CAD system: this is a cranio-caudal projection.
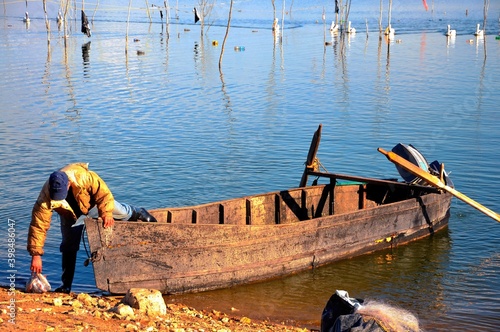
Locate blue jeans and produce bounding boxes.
[60,199,132,253]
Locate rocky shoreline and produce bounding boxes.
[0,287,311,331]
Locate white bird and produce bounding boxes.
[474,23,484,37]
[23,12,30,23]
[346,21,356,34]
[445,25,456,37]
[57,10,64,25]
[330,21,339,33]
[384,24,395,39]
[272,18,280,33]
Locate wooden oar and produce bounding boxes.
[378,147,500,223]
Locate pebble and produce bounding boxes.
[98,298,110,309]
[71,299,83,309]
[240,316,251,324]
[77,293,96,306]
[122,323,138,331]
[112,303,136,320]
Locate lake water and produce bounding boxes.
[1,0,500,330]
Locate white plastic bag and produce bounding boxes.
[25,272,51,293]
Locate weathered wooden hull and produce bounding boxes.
[85,182,452,295]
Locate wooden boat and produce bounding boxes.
[84,125,452,294]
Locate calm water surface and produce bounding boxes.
[1,1,499,330]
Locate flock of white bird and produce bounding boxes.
[445,23,484,38]
[325,19,485,41]
[20,10,488,41]
[22,10,64,25]
[326,20,486,40]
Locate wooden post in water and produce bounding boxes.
[322,7,326,44]
[271,0,276,30]
[483,0,489,60]
[219,0,233,70]
[43,0,50,44]
[378,0,383,36]
[145,0,152,23]
[63,0,70,47]
[281,0,285,40]
[126,0,132,54]
[167,0,170,40]
[92,0,100,24]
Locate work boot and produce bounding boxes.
[129,206,158,222]
[54,286,71,294]
[54,251,77,293]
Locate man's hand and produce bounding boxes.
[31,255,42,273]
[102,215,115,228]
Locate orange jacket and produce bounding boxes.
[27,163,114,256]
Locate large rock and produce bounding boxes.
[122,288,166,317]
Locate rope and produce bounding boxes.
[81,223,91,266]
[317,158,329,173]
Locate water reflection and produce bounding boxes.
[160,24,170,76]
[446,35,456,49]
[385,38,391,92]
[43,45,52,97]
[82,41,91,78]
[477,37,487,115]
[219,72,233,113]
[419,32,427,63]
[193,41,200,65]
[336,33,350,105]
[374,35,390,104]
[63,43,77,115]
[278,32,285,71]
[267,34,279,114]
